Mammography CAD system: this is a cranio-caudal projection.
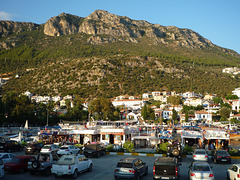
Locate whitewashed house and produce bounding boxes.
[232,87,240,98]
[223,99,240,111]
[52,96,62,102]
[184,97,203,107]
[162,110,172,120]
[194,111,212,123]
[111,99,143,110]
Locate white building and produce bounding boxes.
[223,99,240,111]
[184,97,203,107]
[52,95,62,102]
[194,111,212,123]
[232,87,240,98]
[111,99,144,110]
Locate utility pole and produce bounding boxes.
[47,109,49,126]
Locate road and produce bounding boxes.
[3,151,236,180]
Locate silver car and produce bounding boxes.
[188,161,214,180]
[193,149,208,162]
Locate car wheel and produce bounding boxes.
[54,174,60,178]
[135,173,140,180]
[88,164,93,172]
[30,171,36,175]
[32,160,40,169]
[44,167,51,176]
[97,153,100,158]
[72,169,78,179]
[214,158,217,164]
[114,176,119,180]
[226,172,230,180]
[144,167,148,176]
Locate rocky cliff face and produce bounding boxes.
[0,21,39,49]
[0,21,39,38]
[43,10,214,49]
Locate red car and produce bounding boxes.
[4,155,35,173]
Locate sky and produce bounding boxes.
[1,0,240,54]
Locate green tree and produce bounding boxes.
[141,104,148,120]
[172,109,178,124]
[225,94,239,100]
[213,97,223,104]
[219,106,231,120]
[167,95,182,106]
[185,111,189,122]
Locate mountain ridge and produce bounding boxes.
[0,10,240,98]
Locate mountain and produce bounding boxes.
[0,10,240,98]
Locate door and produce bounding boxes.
[2,154,10,163]
[230,165,237,179]
[77,156,84,171]
[81,156,89,170]
[0,158,4,177]
[110,134,114,144]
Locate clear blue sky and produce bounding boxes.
[1,0,240,54]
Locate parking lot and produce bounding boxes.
[3,151,238,180]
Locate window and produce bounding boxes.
[2,154,8,159]
[102,135,105,140]
[78,157,83,161]
[9,154,15,158]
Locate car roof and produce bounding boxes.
[154,157,177,165]
[192,161,210,166]
[119,157,138,163]
[15,155,35,159]
[232,164,240,167]
[195,149,206,151]
[0,153,14,156]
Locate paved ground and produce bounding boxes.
[3,150,236,180]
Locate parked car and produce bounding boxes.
[40,144,59,153]
[57,145,80,156]
[226,164,240,180]
[4,155,35,173]
[83,144,105,158]
[0,140,23,152]
[25,142,44,155]
[0,153,16,164]
[114,157,148,180]
[51,154,93,178]
[193,149,208,162]
[153,157,180,180]
[213,150,231,164]
[0,158,4,178]
[27,152,59,176]
[188,161,214,180]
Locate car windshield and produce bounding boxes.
[195,151,206,154]
[60,147,69,150]
[117,163,133,168]
[84,145,97,150]
[193,164,210,171]
[38,154,50,162]
[9,158,21,163]
[217,151,228,155]
[42,146,51,149]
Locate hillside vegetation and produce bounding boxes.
[0,10,240,98]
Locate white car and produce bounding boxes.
[193,149,208,162]
[57,145,80,156]
[0,158,4,178]
[40,144,59,153]
[0,153,16,164]
[188,161,214,180]
[51,154,92,178]
[227,164,240,180]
